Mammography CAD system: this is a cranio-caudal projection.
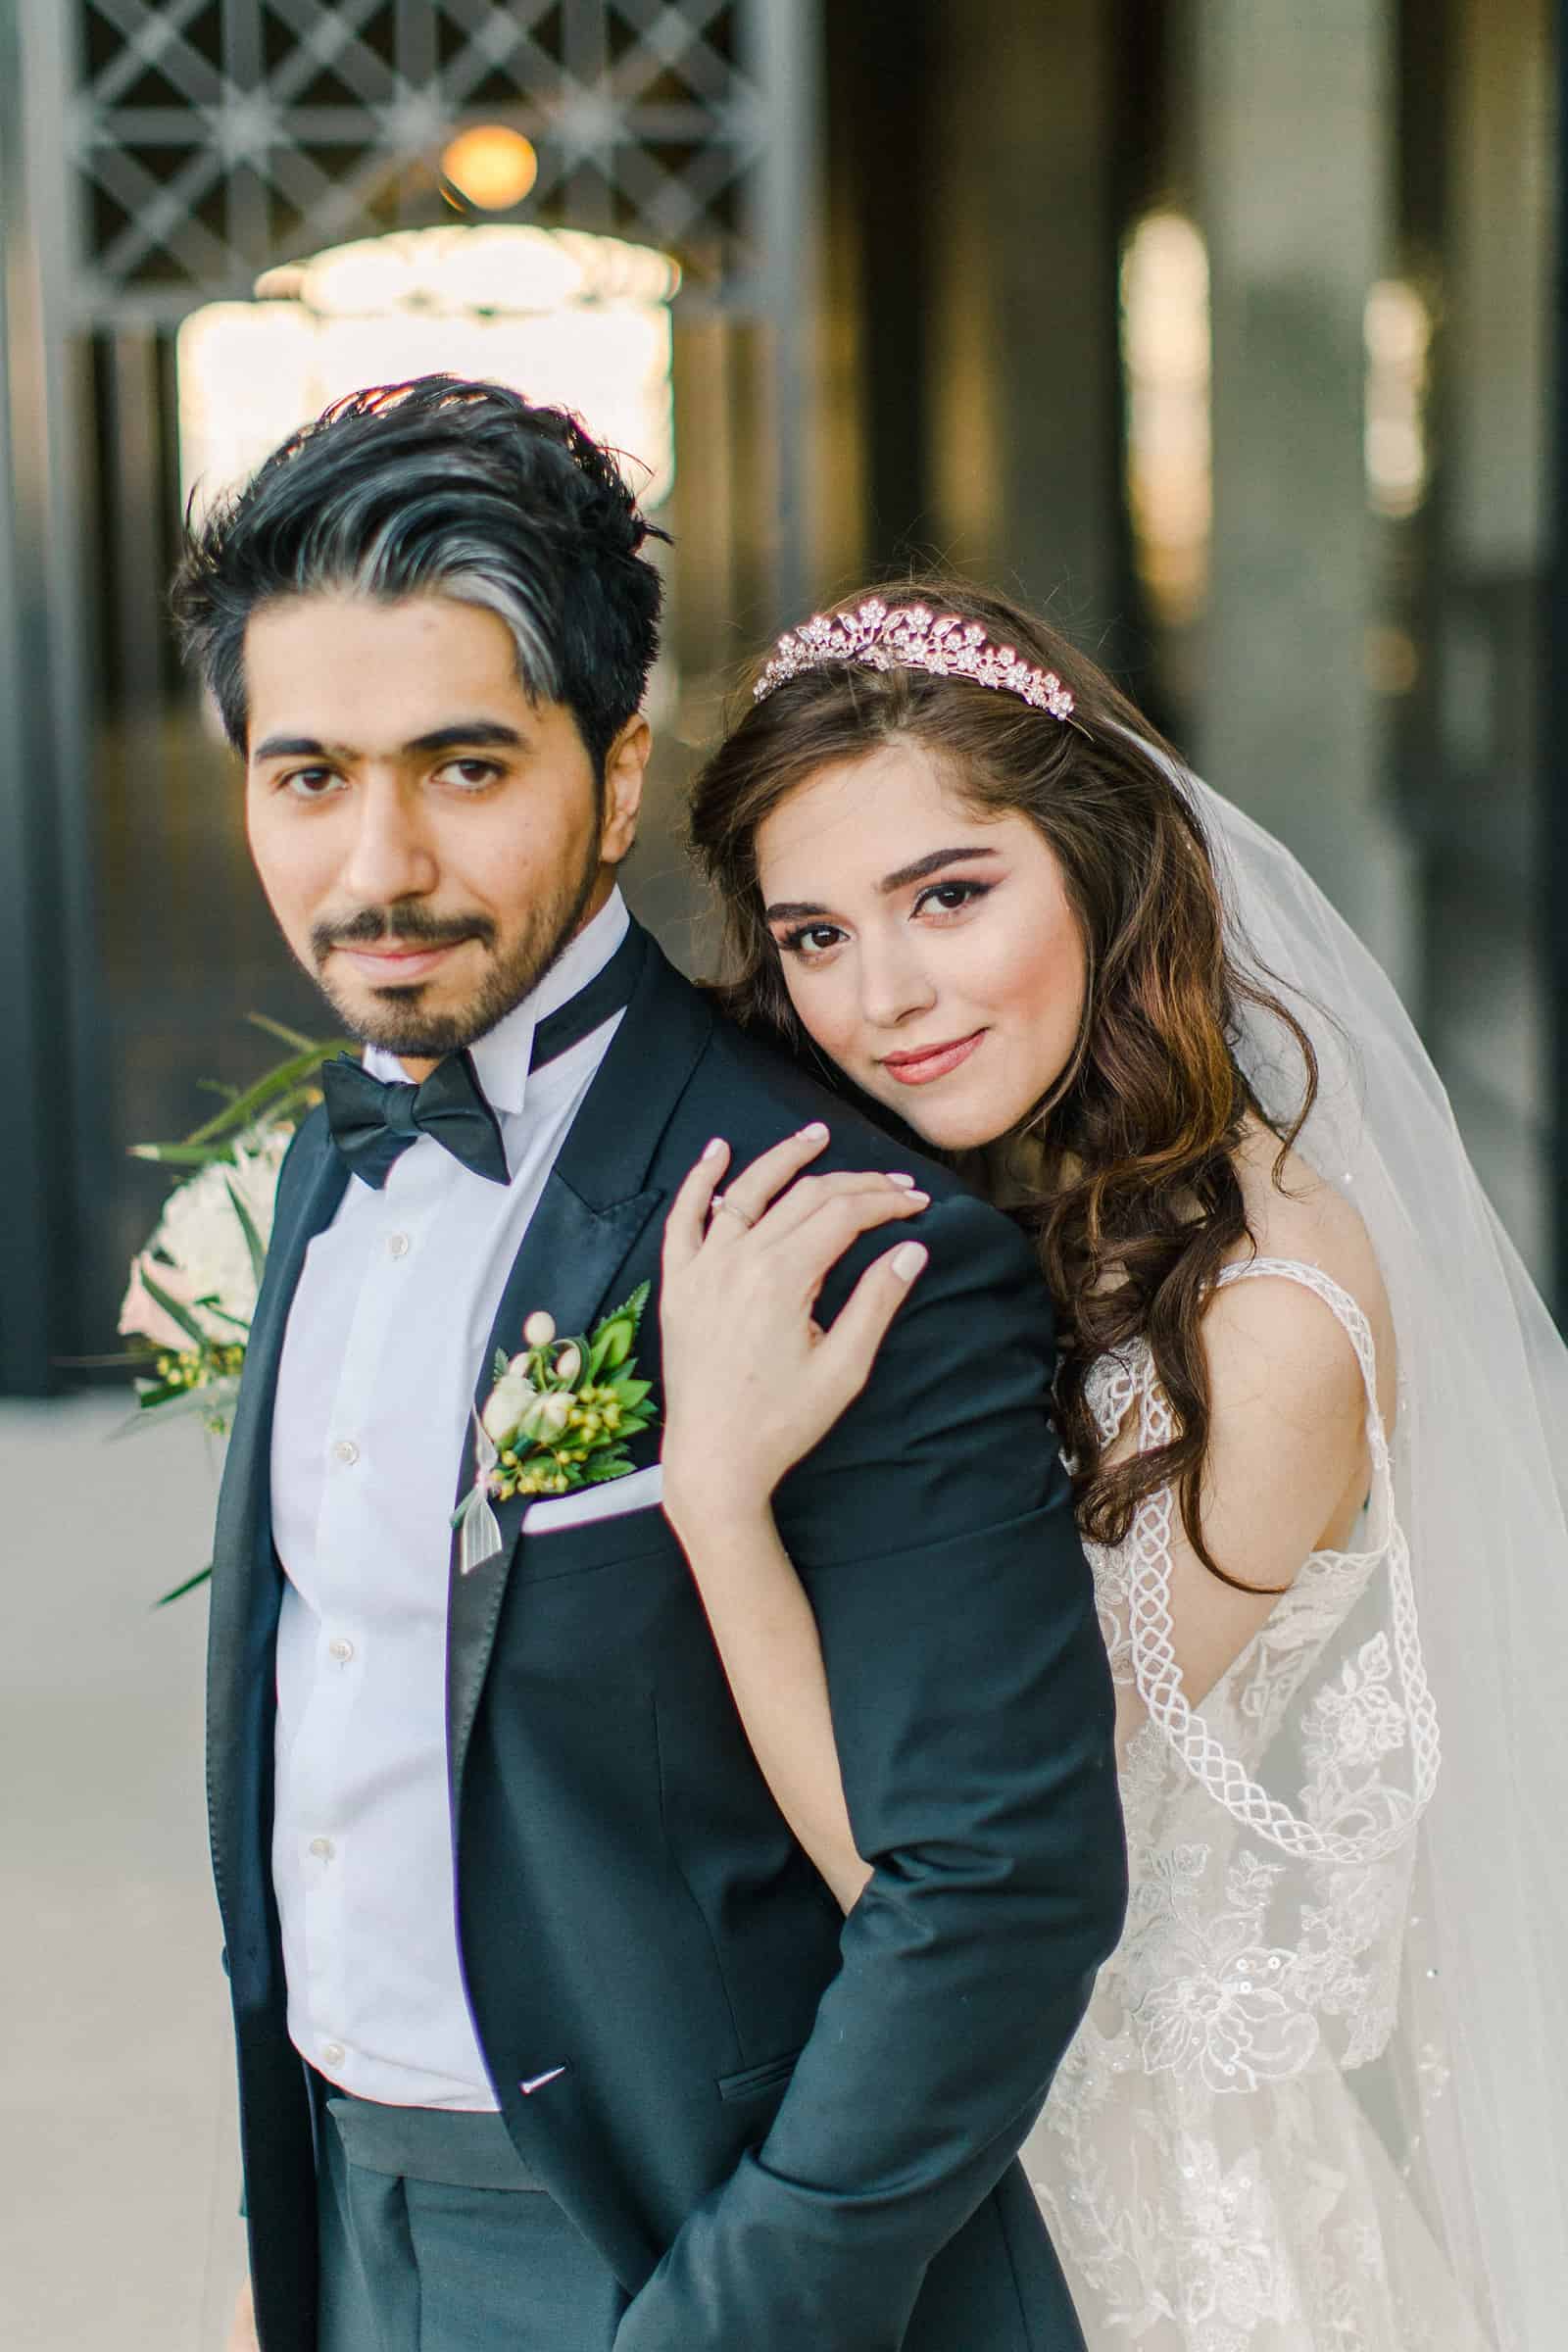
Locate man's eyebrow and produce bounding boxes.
[401,720,529,756]
[764,846,1003,925]
[252,733,338,762]
[250,719,529,763]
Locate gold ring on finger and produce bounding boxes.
[710,1192,757,1230]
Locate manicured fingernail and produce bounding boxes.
[903,1191,930,1207]
[799,1121,829,1141]
[887,1172,918,1188]
[703,1137,727,1160]
[891,1243,928,1281]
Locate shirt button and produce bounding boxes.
[321,2040,346,2068]
[308,1836,335,1859]
[387,1232,411,1259]
[327,1637,356,1663]
[332,1438,360,1466]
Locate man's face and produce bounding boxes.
[243,594,648,1075]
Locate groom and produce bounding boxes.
[179,377,1125,2352]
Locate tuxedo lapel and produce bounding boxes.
[446,926,712,1802]
[445,1168,664,1796]
[206,1108,348,1984]
[212,1108,349,1587]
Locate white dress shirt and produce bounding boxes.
[270,889,629,2110]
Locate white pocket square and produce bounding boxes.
[521,1461,663,1534]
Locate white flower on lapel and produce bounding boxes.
[452,1284,660,1575]
[480,1366,536,1445]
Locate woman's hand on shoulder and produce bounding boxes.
[659,1124,930,1539]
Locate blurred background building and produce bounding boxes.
[0,0,1561,1396]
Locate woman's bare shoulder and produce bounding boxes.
[1223,1116,1396,1419]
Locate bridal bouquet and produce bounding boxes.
[116,1019,346,1599]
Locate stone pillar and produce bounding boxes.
[925,0,1121,629]
[1193,0,1409,978]
[1431,0,1554,1277]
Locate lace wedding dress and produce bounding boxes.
[1024,1257,1492,2352]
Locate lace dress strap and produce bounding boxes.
[1126,1255,1441,1862]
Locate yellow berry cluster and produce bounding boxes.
[154,1343,245,1389]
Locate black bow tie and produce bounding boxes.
[321,1050,508,1189]
[321,921,646,1190]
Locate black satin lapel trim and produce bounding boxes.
[207,1110,348,1977]
[445,933,714,1802]
[211,1110,349,1594]
[445,1165,664,1800]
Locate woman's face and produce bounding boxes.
[754,737,1089,1151]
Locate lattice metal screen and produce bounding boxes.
[1,0,815,1375]
[69,0,773,319]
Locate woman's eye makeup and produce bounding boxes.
[912,877,994,917]
[777,920,847,959]
[774,875,996,959]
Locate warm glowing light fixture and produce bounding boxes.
[1120,210,1212,627]
[176,223,681,522]
[441,124,539,211]
[1364,277,1432,520]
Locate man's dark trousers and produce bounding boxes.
[314,2085,627,2352]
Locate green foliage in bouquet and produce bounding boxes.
[116,1016,349,1603]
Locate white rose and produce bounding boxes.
[481,1372,535,1446]
[119,1255,199,1352]
[522,1310,557,1348]
[519,1390,573,1443]
[553,1344,582,1385]
[120,1120,294,1348]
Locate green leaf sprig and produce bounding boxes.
[127,1014,352,1171]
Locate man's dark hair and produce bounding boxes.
[171,375,667,774]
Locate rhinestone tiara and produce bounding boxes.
[752,597,1075,719]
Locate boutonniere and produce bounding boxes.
[452,1284,660,1574]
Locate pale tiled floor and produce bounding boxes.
[1,1396,246,2350]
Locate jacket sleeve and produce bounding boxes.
[613,1192,1127,2351]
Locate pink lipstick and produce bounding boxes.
[879,1030,986,1085]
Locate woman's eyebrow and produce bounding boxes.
[877,845,1003,893]
[764,897,832,922]
[765,846,1002,925]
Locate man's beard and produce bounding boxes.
[307,848,601,1059]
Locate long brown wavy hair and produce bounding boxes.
[688,578,1320,1591]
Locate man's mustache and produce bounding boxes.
[313,906,499,961]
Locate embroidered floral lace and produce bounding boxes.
[1025,1261,1489,2351]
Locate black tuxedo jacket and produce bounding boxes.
[208,922,1127,2352]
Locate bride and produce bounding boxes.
[654,581,1568,2350]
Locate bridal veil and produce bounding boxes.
[1166,758,1568,2349]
